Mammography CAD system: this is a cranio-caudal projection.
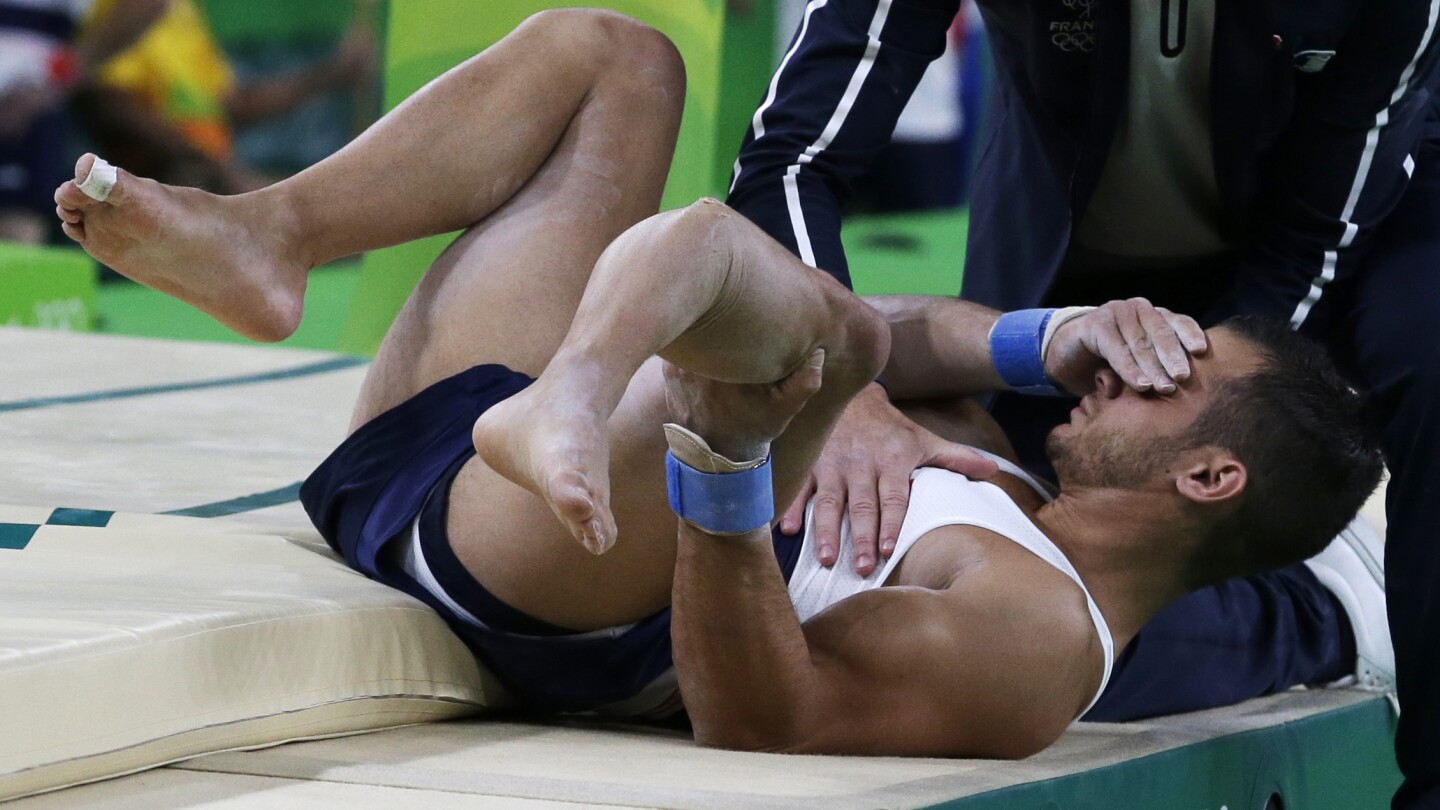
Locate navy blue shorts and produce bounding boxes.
[301,363,802,714]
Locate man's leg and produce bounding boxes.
[211,9,886,633]
[474,198,891,549]
[1340,126,1440,809]
[54,9,682,342]
[346,9,686,425]
[461,200,889,627]
[360,164,887,633]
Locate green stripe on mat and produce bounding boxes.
[0,356,367,413]
[164,481,304,518]
[0,492,295,547]
[0,524,40,550]
[47,508,114,527]
[925,697,1400,810]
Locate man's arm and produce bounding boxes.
[726,0,960,285]
[671,521,1093,757]
[867,295,1209,400]
[1217,0,1440,331]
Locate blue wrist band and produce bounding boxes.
[665,451,774,534]
[990,308,1063,396]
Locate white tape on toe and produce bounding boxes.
[77,158,118,202]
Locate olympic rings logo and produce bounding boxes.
[1051,31,1095,52]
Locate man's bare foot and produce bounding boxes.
[472,377,618,555]
[53,154,308,342]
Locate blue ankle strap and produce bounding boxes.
[665,451,774,535]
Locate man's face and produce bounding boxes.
[1046,328,1262,489]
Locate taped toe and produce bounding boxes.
[77,158,119,202]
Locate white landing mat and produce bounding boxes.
[0,328,1396,809]
[0,508,511,802]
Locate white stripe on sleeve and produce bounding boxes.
[784,166,818,266]
[1290,0,1440,328]
[730,0,830,194]
[783,0,895,266]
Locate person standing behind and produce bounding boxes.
[728,1,1438,807]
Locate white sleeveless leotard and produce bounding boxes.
[786,450,1116,716]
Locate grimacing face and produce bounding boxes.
[1045,328,1264,490]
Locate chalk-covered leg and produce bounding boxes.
[472,201,890,555]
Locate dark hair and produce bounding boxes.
[1187,316,1384,574]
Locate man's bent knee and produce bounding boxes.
[672,197,890,394]
[519,9,685,99]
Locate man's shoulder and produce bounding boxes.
[940,536,1096,641]
[913,524,1104,697]
[800,529,1103,756]
[925,558,1102,750]
[962,558,1101,715]
[883,475,1104,721]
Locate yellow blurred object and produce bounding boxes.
[90,0,236,159]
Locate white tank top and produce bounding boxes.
[787,451,1116,716]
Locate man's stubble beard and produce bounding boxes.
[1046,423,1181,490]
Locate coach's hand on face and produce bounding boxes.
[787,297,1209,577]
[1044,298,1209,396]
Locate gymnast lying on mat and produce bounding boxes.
[51,10,1384,758]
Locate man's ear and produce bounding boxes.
[1174,450,1247,505]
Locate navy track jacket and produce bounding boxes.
[727,0,1440,333]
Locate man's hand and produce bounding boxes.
[1045,298,1209,395]
[782,382,999,576]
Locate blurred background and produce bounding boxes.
[0,0,991,352]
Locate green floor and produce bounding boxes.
[843,209,967,297]
[93,210,970,351]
